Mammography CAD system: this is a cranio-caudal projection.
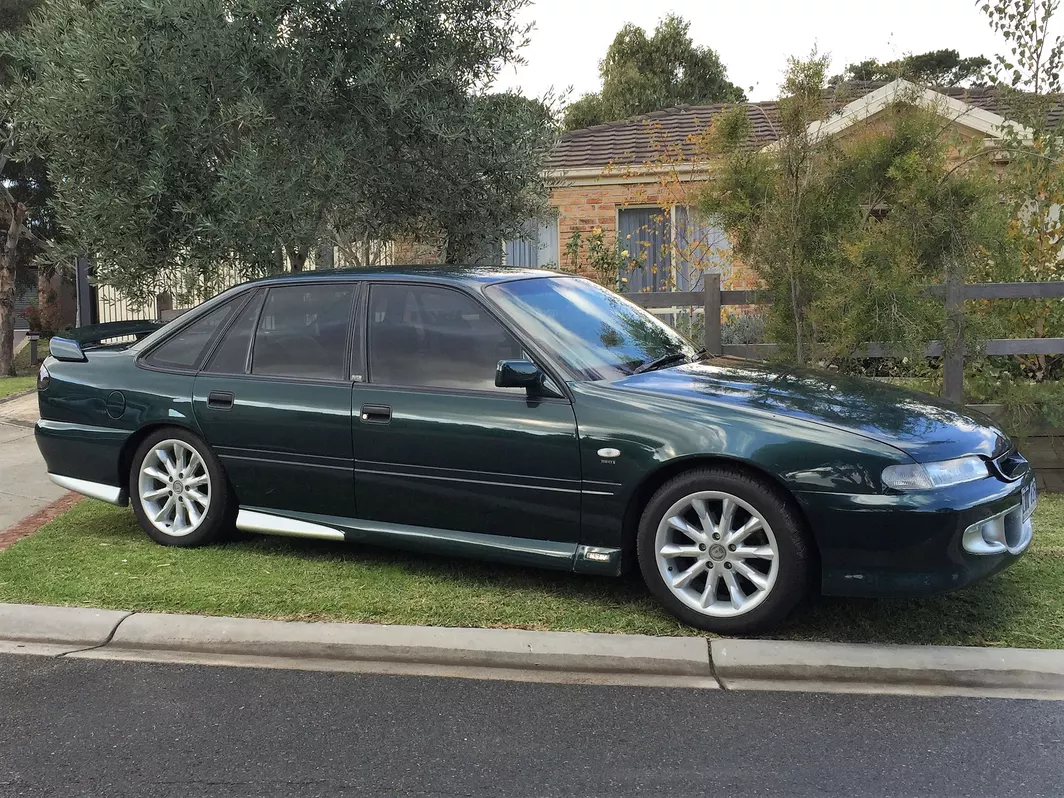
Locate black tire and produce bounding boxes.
[636,466,812,634]
[128,426,233,548]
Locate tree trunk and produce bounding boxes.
[315,242,334,271]
[37,264,52,332]
[1033,314,1047,381]
[0,202,27,377]
[789,267,804,364]
[443,235,468,265]
[289,249,307,272]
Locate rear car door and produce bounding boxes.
[192,281,359,517]
[351,281,581,543]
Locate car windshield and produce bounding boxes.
[485,276,697,381]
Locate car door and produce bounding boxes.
[193,281,359,518]
[351,281,581,543]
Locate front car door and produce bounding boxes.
[192,281,358,518]
[351,281,582,551]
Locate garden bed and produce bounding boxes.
[0,496,1061,648]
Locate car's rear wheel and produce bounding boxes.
[637,467,812,634]
[129,427,232,547]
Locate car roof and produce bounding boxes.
[246,265,561,288]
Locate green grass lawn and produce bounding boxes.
[0,375,35,399]
[0,336,49,398]
[0,495,1061,648]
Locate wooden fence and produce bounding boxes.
[626,274,1064,403]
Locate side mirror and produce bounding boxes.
[495,359,543,390]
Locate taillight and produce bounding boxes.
[37,362,50,391]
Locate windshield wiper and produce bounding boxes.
[633,351,692,374]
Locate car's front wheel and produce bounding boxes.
[637,467,812,634]
[129,427,232,547]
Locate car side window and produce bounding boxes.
[204,290,265,374]
[251,284,355,380]
[367,284,524,392]
[143,299,238,371]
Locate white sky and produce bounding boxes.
[494,0,1014,103]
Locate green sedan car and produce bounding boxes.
[35,268,1037,633]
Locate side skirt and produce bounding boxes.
[235,509,345,541]
[235,507,622,575]
[48,474,128,507]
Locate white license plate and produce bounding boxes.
[1022,482,1038,520]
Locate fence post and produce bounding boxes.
[704,272,722,355]
[943,271,965,404]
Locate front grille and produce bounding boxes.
[991,448,1029,482]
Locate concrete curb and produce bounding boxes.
[93,612,714,684]
[2,603,1063,696]
[711,639,1064,696]
[0,603,130,656]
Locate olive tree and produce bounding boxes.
[6,0,553,309]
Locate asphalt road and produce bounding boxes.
[1,654,1062,797]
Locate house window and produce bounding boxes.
[674,206,732,291]
[617,206,732,292]
[618,207,672,292]
[505,218,559,268]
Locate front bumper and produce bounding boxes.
[798,472,1036,598]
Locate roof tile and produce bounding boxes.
[549,82,1064,172]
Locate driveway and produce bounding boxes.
[0,392,67,531]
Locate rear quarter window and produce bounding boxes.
[142,299,240,371]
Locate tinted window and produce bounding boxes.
[144,300,236,371]
[251,284,354,380]
[484,276,695,381]
[368,284,523,391]
[205,290,265,374]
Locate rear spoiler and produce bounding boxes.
[49,320,164,363]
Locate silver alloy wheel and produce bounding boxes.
[654,490,779,618]
[137,439,212,538]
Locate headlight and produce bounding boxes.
[882,456,989,491]
[37,362,50,391]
